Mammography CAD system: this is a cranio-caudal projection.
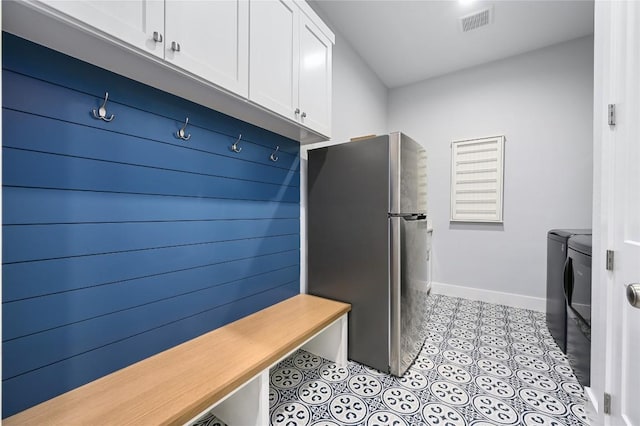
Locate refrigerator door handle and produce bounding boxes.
[563,256,573,306]
[388,213,427,221]
[403,214,427,221]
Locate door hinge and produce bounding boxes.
[604,392,612,414]
[608,104,616,126]
[606,250,614,271]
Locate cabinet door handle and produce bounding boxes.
[171,41,181,52]
[153,31,163,43]
[301,112,307,118]
[294,108,300,115]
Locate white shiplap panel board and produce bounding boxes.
[450,136,505,223]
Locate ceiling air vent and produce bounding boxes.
[460,7,493,33]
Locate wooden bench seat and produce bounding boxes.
[4,294,351,426]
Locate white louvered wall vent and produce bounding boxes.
[451,136,505,223]
[417,148,429,213]
[460,7,493,33]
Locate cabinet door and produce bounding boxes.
[298,14,332,137]
[249,0,299,121]
[165,1,249,97]
[40,0,164,58]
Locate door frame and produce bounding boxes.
[589,0,614,422]
[591,1,640,424]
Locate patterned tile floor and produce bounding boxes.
[195,294,590,426]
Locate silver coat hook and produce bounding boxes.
[92,92,115,122]
[176,117,191,141]
[231,134,242,153]
[270,146,280,162]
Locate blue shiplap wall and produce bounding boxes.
[2,33,300,417]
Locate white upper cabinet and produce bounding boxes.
[249,0,333,137]
[40,0,165,58]
[12,0,333,142]
[165,1,249,97]
[298,13,332,137]
[249,0,299,121]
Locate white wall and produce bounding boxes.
[388,36,594,307]
[322,34,388,143]
[300,29,389,292]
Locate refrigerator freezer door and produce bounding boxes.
[307,136,391,373]
[389,132,427,215]
[390,215,430,376]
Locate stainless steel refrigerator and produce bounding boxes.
[307,132,430,376]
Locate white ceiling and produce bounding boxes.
[310,0,594,88]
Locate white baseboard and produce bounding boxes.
[431,281,546,312]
